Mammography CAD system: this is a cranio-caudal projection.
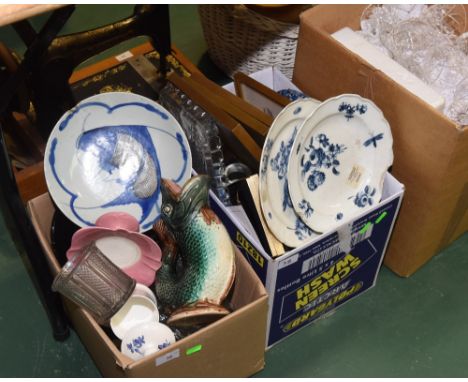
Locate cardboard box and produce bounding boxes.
[293,5,468,276]
[330,27,445,111]
[217,67,404,347]
[223,67,305,118]
[28,193,268,377]
[209,173,404,347]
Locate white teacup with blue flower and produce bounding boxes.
[121,322,175,361]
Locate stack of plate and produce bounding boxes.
[259,94,393,248]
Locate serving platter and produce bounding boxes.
[44,92,192,232]
[259,99,321,247]
[287,94,393,233]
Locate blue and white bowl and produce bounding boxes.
[44,92,192,232]
[121,322,175,361]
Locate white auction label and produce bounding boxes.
[155,349,180,367]
[115,51,133,62]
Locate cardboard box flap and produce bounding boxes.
[230,247,268,309]
[300,5,363,33]
[27,193,61,274]
[301,4,468,38]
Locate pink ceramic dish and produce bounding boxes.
[67,212,162,286]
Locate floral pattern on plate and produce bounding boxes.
[270,127,298,211]
[300,133,347,191]
[288,94,393,233]
[259,99,321,248]
[353,185,377,208]
[338,102,368,120]
[293,218,314,241]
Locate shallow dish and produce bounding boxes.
[287,94,393,233]
[44,92,192,232]
[111,294,159,340]
[259,99,321,247]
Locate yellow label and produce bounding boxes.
[294,253,362,311]
[236,231,265,268]
[282,282,363,333]
[347,165,364,188]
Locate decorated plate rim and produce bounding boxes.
[287,93,393,233]
[259,98,321,247]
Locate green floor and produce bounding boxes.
[0,5,467,378]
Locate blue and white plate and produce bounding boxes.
[287,94,393,233]
[259,99,321,248]
[44,92,192,232]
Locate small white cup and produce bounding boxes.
[110,287,159,340]
[132,283,157,305]
[121,322,175,361]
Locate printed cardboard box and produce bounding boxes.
[223,66,304,118]
[28,193,268,377]
[293,5,468,276]
[209,173,404,347]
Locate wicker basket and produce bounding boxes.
[198,5,300,80]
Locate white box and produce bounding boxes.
[210,173,404,347]
[213,68,405,347]
[331,27,445,111]
[223,67,306,118]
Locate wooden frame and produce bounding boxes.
[233,71,291,118]
[190,72,273,129]
[167,72,261,169]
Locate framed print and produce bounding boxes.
[234,72,290,118]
